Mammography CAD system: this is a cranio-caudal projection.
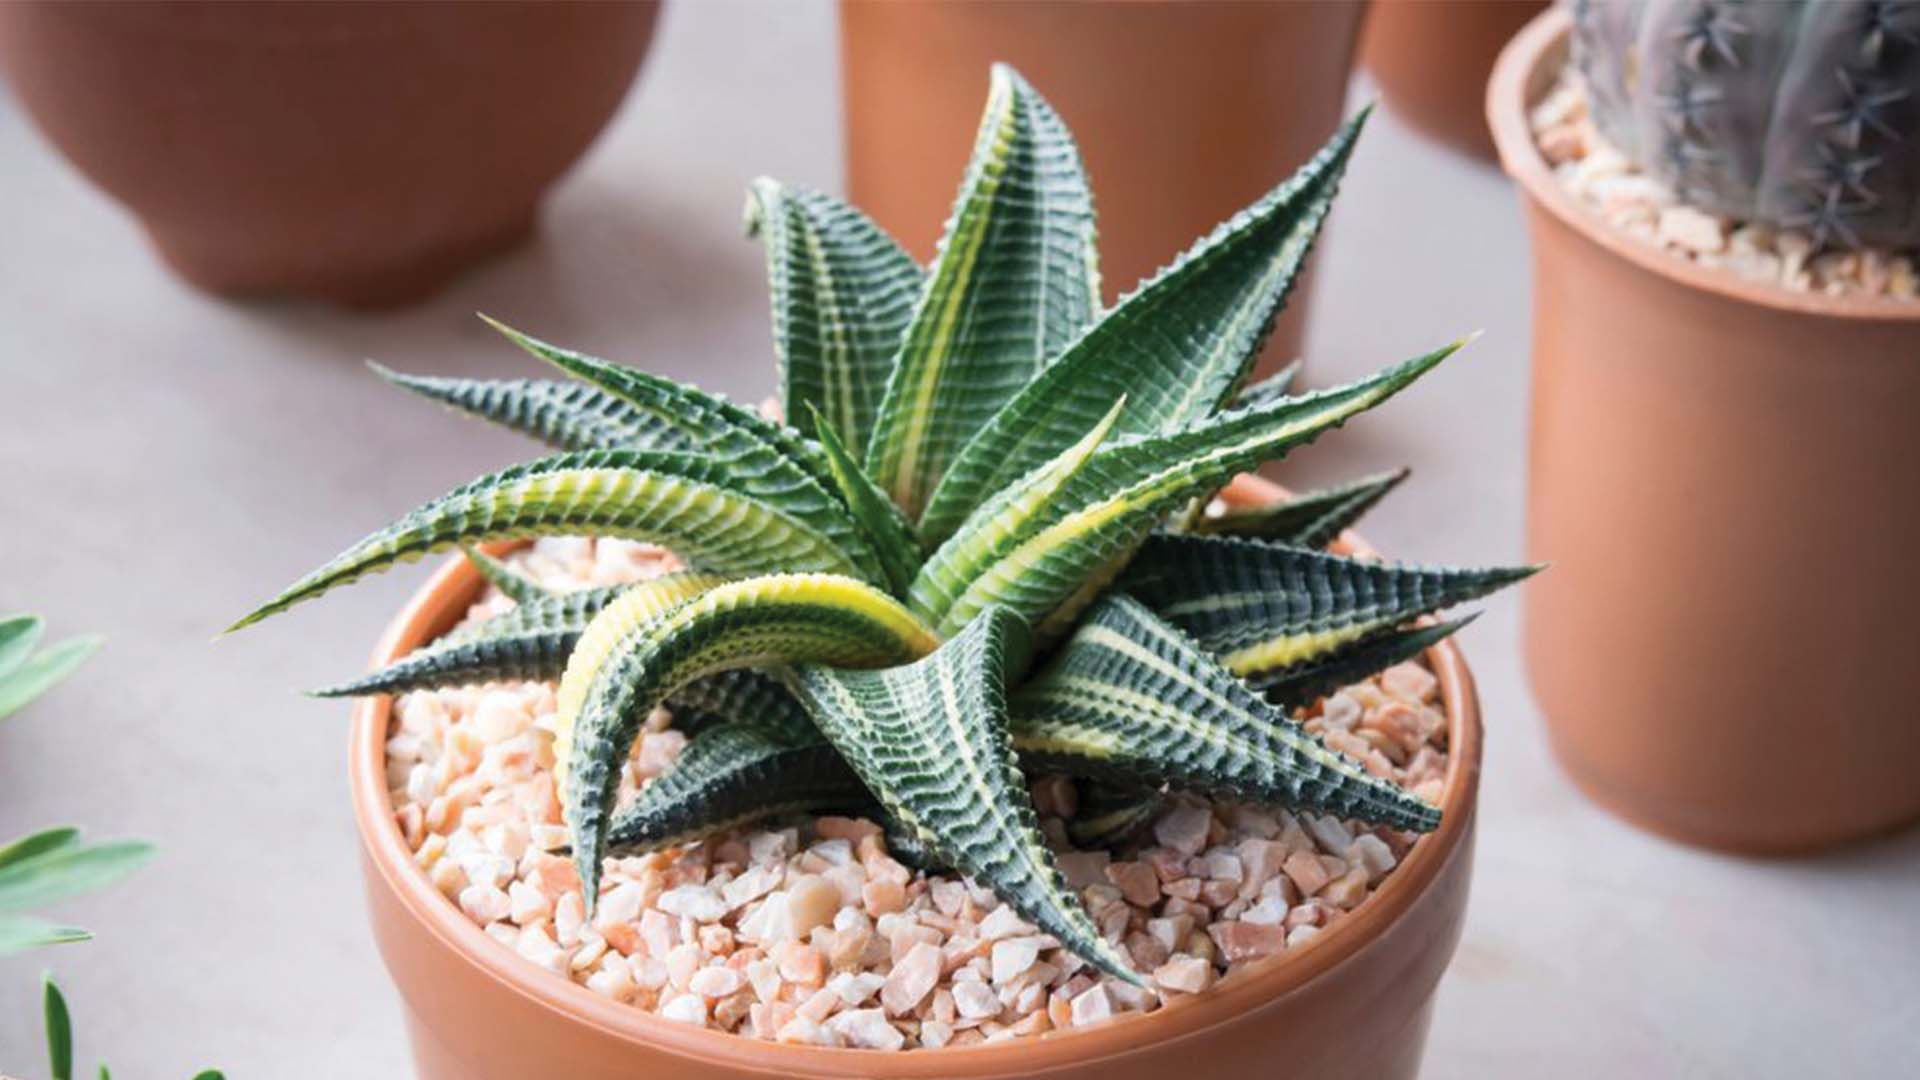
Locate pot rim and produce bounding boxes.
[347,473,1483,1077]
[1487,7,1920,325]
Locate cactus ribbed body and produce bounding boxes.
[1570,0,1920,248]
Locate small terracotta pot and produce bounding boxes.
[1490,10,1920,854]
[351,476,1484,1078]
[839,1,1366,381]
[0,1,659,308]
[1362,0,1544,161]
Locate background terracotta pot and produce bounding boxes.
[351,476,1483,1078]
[1491,10,1920,854]
[0,1,659,308]
[1362,0,1544,161]
[839,1,1366,383]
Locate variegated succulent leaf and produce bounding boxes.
[865,64,1100,517]
[606,723,868,855]
[806,405,925,595]
[916,110,1367,544]
[1065,782,1165,851]
[745,178,925,450]
[929,341,1463,638]
[781,606,1141,984]
[1011,594,1439,832]
[369,364,685,454]
[1123,533,1535,681]
[228,449,872,632]
[1195,468,1410,548]
[484,318,881,570]
[1257,615,1477,706]
[456,545,551,607]
[556,574,938,907]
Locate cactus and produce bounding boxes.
[1569,0,1920,249]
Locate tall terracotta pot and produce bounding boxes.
[0,1,659,308]
[839,1,1366,382]
[1490,10,1920,854]
[353,477,1485,1078]
[1362,0,1544,161]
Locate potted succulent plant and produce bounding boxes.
[0,1,659,307]
[1490,3,1920,853]
[1363,0,1548,160]
[234,67,1529,1078]
[839,0,1367,382]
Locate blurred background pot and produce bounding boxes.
[0,1,660,308]
[839,0,1365,382]
[1362,0,1544,161]
[1491,9,1920,854]
[354,478,1484,1079]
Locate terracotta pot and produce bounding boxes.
[351,476,1484,1078]
[1490,10,1920,854]
[839,1,1366,382]
[0,1,658,308]
[1362,0,1544,161]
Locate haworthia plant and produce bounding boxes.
[237,66,1533,978]
[1570,0,1920,249]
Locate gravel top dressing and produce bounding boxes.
[385,537,1450,1051]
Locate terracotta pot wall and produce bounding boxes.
[352,478,1486,1077]
[839,0,1366,383]
[1491,11,1920,854]
[1363,0,1545,161]
[0,1,658,307]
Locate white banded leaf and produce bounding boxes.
[370,365,681,453]
[865,64,1100,516]
[484,318,877,568]
[807,406,924,595]
[745,179,924,450]
[915,112,1366,544]
[1257,616,1477,705]
[1123,533,1536,680]
[228,450,863,632]
[782,607,1139,983]
[313,571,719,699]
[606,723,867,855]
[907,397,1125,624]
[1196,468,1410,549]
[932,343,1462,637]
[1011,595,1439,832]
[558,574,938,906]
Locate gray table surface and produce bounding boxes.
[2,3,1913,1077]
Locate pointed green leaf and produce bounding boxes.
[370,366,679,453]
[932,343,1461,637]
[1011,595,1439,832]
[667,670,816,737]
[312,573,720,698]
[1196,469,1409,548]
[0,827,81,872]
[1258,615,1477,705]
[916,111,1366,543]
[0,835,154,913]
[228,450,867,632]
[46,975,73,1080]
[606,723,866,855]
[908,397,1125,624]
[458,546,549,606]
[806,405,923,596]
[783,607,1140,983]
[0,636,102,722]
[865,64,1100,516]
[1124,533,1535,680]
[0,614,45,681]
[1065,783,1163,851]
[557,574,938,907]
[0,916,89,953]
[745,179,924,449]
[483,319,878,568]
[1230,360,1302,412]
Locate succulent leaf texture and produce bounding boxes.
[238,67,1531,974]
[1569,0,1920,249]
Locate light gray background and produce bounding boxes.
[2,3,1913,1076]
